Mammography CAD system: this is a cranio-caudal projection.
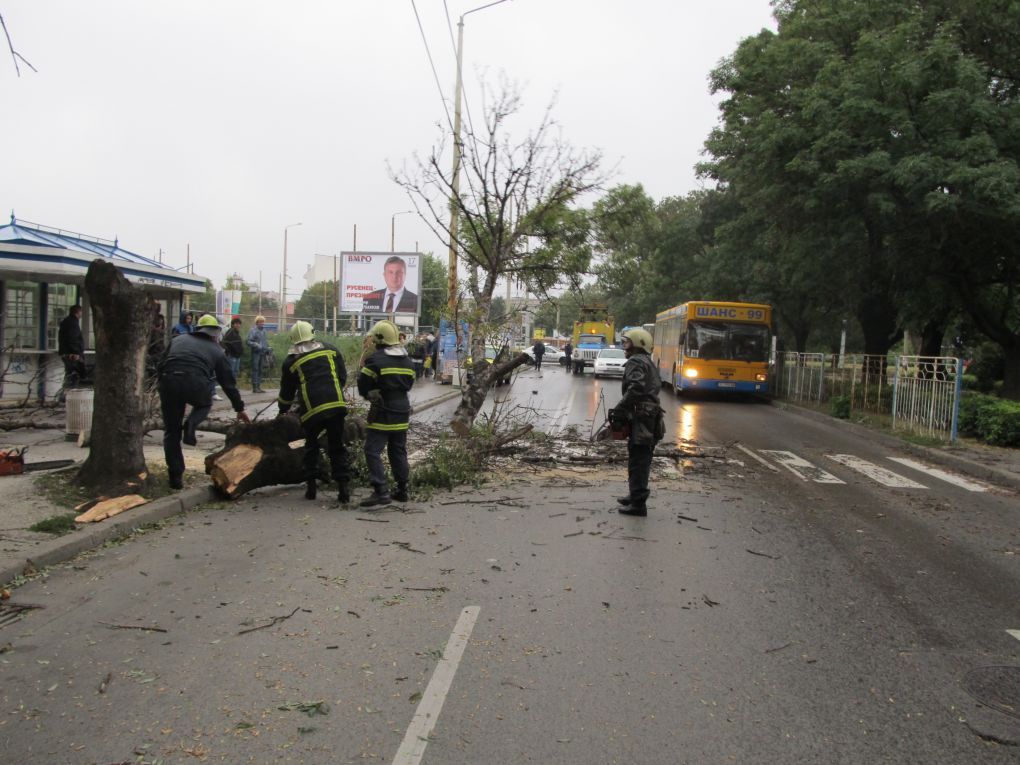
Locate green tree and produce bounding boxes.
[187,279,216,314]
[419,253,447,329]
[293,280,338,329]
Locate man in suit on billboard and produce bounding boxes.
[362,256,418,313]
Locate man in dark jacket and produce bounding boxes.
[277,321,350,503]
[532,339,546,371]
[158,314,249,489]
[613,328,663,516]
[58,305,86,395]
[222,317,244,380]
[357,320,415,507]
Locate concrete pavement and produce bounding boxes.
[0,380,460,587]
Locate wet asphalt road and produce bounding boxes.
[2,363,1019,763]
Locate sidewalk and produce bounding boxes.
[0,380,460,586]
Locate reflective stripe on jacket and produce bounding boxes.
[357,348,415,431]
[278,342,347,423]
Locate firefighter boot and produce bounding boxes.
[392,483,409,502]
[618,503,647,517]
[304,479,317,500]
[360,490,392,508]
[337,483,350,504]
[617,496,633,506]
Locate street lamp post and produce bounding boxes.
[391,210,415,253]
[281,222,302,333]
[447,0,511,323]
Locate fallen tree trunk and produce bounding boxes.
[204,414,366,499]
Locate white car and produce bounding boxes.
[522,346,567,367]
[592,348,626,378]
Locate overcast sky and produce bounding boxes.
[2,1,776,298]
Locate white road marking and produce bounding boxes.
[887,457,989,493]
[826,455,927,489]
[1007,629,1020,643]
[735,443,779,472]
[392,605,480,765]
[551,385,577,434]
[760,450,845,484]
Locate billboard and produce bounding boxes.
[339,252,421,315]
[215,290,242,323]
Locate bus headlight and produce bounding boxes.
[755,373,768,382]
[684,368,699,378]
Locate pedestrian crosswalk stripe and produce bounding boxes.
[887,457,989,493]
[826,455,927,489]
[736,443,779,472]
[759,450,845,484]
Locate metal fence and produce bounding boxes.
[774,352,962,441]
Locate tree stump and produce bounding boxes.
[204,414,366,499]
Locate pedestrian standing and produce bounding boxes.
[158,315,249,489]
[171,310,194,336]
[57,305,87,398]
[246,315,269,393]
[278,321,350,503]
[426,333,437,378]
[409,334,427,379]
[222,316,244,381]
[564,340,573,368]
[612,328,664,516]
[358,320,415,507]
[533,338,546,371]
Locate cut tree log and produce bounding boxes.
[74,494,148,523]
[204,414,366,499]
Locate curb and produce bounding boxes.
[2,391,463,587]
[1,485,216,588]
[778,401,1020,492]
[414,388,461,414]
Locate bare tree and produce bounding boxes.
[1,13,37,77]
[393,80,604,434]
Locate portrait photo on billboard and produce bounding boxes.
[340,252,420,315]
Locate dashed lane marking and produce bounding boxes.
[827,454,927,489]
[735,443,779,472]
[759,450,845,484]
[391,605,480,765]
[1008,629,1020,643]
[887,457,989,493]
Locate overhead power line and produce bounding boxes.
[410,0,454,133]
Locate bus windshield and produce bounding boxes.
[686,322,770,362]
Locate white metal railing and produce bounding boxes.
[891,356,963,441]
[774,352,962,441]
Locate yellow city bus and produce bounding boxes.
[653,301,772,394]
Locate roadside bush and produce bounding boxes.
[961,374,980,391]
[967,342,1004,393]
[829,396,851,419]
[957,391,1020,447]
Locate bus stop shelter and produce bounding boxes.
[0,214,208,402]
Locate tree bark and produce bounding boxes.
[204,414,366,498]
[77,260,153,493]
[450,352,530,436]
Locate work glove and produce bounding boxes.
[237,410,251,424]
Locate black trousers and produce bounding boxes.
[303,413,348,486]
[534,354,544,370]
[158,373,212,480]
[627,442,654,505]
[364,428,408,492]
